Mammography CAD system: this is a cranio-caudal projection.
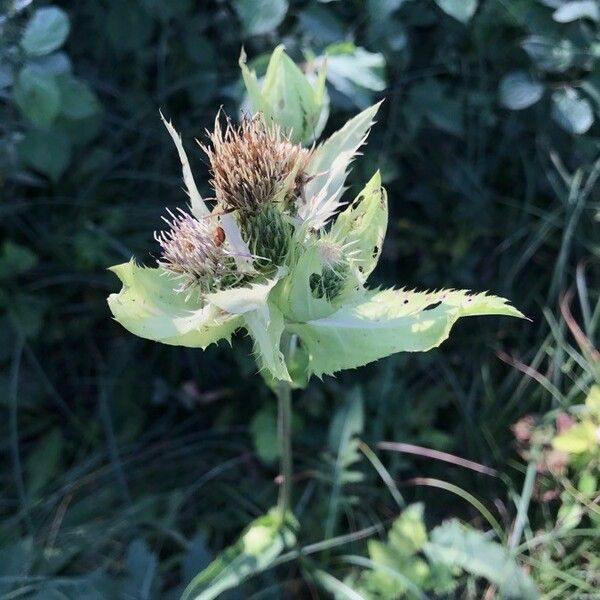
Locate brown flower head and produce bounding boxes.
[155,209,234,295]
[201,114,311,216]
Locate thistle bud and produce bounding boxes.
[240,45,327,145]
[242,204,293,271]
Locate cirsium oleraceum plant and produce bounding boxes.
[107,105,523,383]
[106,47,524,598]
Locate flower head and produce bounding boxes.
[201,115,311,216]
[155,208,236,296]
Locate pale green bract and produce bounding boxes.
[239,45,327,145]
[107,100,524,384]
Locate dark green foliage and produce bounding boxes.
[0,0,598,598]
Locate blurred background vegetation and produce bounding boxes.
[0,0,598,598]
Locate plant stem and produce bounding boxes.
[277,377,293,519]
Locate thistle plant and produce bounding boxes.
[107,48,524,598]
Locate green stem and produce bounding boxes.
[276,377,293,519]
[276,333,297,520]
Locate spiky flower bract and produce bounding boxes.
[108,54,523,384]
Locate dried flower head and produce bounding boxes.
[201,115,311,216]
[155,208,235,295]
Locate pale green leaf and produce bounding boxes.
[274,243,342,323]
[207,273,289,380]
[329,171,387,284]
[302,102,382,229]
[289,289,524,377]
[388,503,428,557]
[206,271,283,315]
[181,509,297,600]
[107,261,242,348]
[241,45,326,145]
[239,48,268,116]
[314,569,368,600]
[552,421,598,454]
[325,45,386,95]
[21,6,70,57]
[245,301,290,382]
[424,520,538,599]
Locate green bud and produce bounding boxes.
[242,204,293,271]
[240,45,327,145]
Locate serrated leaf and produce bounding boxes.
[181,510,296,600]
[425,520,538,599]
[290,289,524,377]
[329,170,387,284]
[21,6,70,56]
[499,71,544,110]
[13,66,61,128]
[551,88,594,134]
[107,261,242,348]
[434,0,478,23]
